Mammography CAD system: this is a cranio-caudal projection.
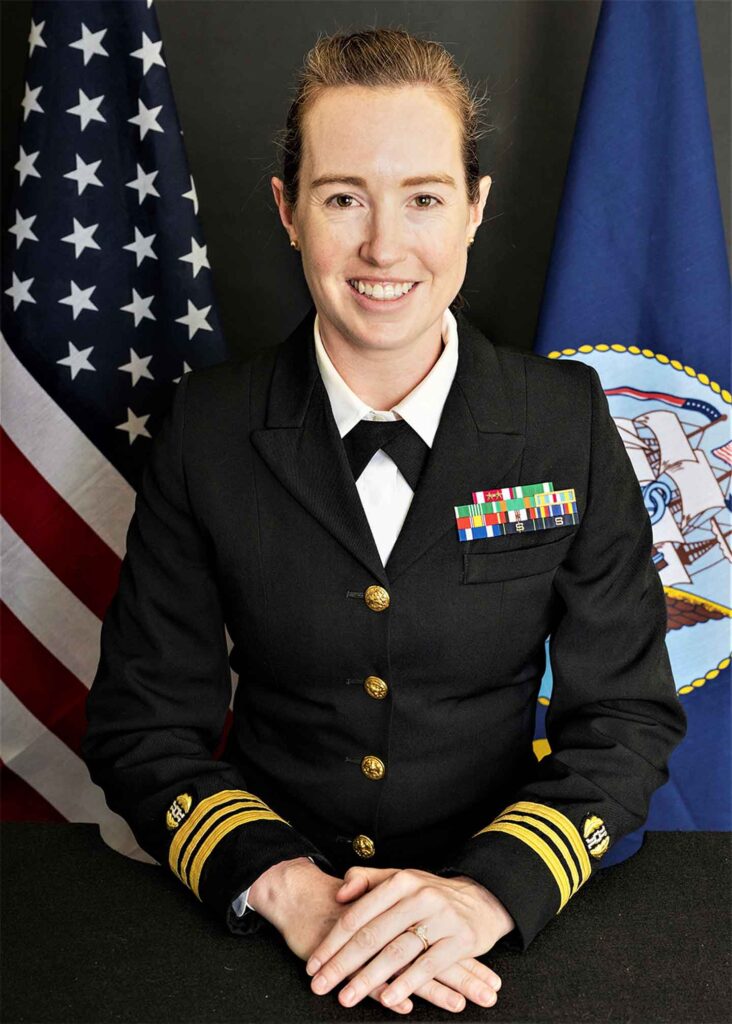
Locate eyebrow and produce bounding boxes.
[310,174,457,190]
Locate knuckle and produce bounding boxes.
[423,979,443,1002]
[419,955,437,976]
[348,972,370,995]
[340,906,361,932]
[419,884,443,905]
[385,938,409,960]
[354,925,379,951]
[322,956,345,982]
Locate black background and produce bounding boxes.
[2,0,730,357]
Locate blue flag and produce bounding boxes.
[532,0,731,862]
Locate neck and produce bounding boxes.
[318,319,445,411]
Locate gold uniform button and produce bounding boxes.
[364,675,388,699]
[361,755,385,780]
[364,585,390,612]
[352,834,376,859]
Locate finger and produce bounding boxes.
[307,871,414,978]
[431,960,499,1009]
[368,983,412,1015]
[335,930,429,1007]
[335,866,398,903]
[458,956,502,991]
[379,937,465,1008]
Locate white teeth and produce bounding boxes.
[349,280,416,300]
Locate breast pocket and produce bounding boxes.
[461,528,577,584]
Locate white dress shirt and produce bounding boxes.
[232,306,460,918]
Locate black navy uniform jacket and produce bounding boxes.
[81,305,687,951]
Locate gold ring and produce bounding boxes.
[407,923,430,951]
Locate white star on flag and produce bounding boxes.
[15,146,41,186]
[58,280,98,319]
[8,210,39,249]
[21,83,44,121]
[119,348,154,385]
[66,88,106,131]
[61,218,101,259]
[69,23,109,65]
[130,31,166,76]
[182,174,199,215]
[173,361,193,383]
[28,19,47,57]
[125,163,160,204]
[57,341,96,380]
[5,272,36,311]
[116,407,152,443]
[63,155,103,196]
[120,288,156,326]
[122,227,158,267]
[179,238,210,278]
[175,299,213,340]
[128,97,164,140]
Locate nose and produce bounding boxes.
[359,206,409,269]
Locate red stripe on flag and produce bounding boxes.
[0,602,89,754]
[0,427,122,620]
[0,759,67,822]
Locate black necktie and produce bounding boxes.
[342,418,430,491]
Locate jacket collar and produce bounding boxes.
[250,305,525,585]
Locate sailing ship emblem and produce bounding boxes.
[542,344,731,701]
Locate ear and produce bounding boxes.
[469,173,493,237]
[270,175,297,241]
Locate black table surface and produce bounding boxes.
[1,824,730,1023]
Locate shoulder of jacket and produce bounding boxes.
[178,343,278,404]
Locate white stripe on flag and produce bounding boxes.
[0,681,154,864]
[2,517,102,687]
[1,332,135,558]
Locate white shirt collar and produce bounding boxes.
[313,307,459,448]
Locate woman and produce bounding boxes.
[82,26,687,1017]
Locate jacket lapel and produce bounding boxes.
[250,306,526,585]
[250,307,388,584]
[384,310,525,581]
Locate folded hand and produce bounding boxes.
[304,865,512,1012]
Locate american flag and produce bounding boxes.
[1,0,229,859]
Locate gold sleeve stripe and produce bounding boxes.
[168,789,280,879]
[482,821,572,910]
[188,809,285,900]
[499,801,592,879]
[178,800,269,887]
[494,813,582,893]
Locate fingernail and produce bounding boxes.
[382,990,397,1006]
[490,977,502,990]
[341,986,355,1005]
[305,958,320,976]
[313,976,327,993]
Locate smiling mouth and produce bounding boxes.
[346,280,421,304]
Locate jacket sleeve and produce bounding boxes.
[81,371,335,934]
[435,362,688,951]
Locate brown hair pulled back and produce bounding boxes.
[275,27,490,208]
[273,27,492,312]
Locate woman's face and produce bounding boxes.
[272,85,492,357]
